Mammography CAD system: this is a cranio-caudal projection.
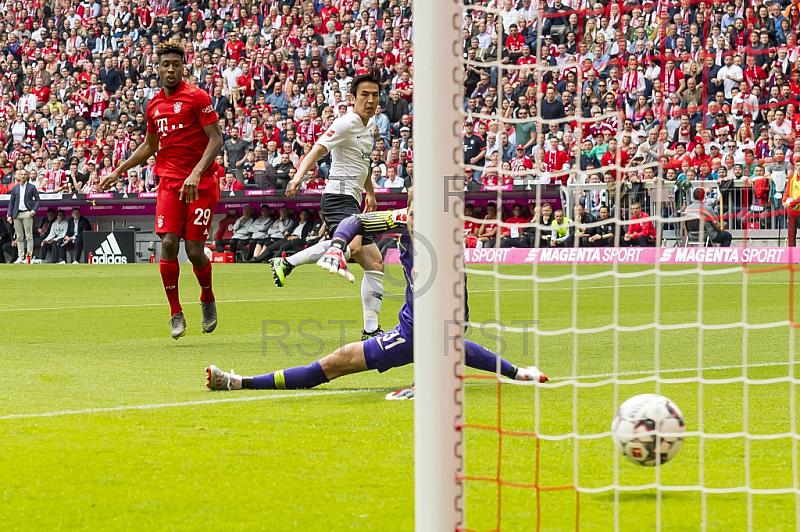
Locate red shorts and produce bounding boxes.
[156,176,220,241]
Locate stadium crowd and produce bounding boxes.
[3,0,800,262]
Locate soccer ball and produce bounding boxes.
[611,394,685,467]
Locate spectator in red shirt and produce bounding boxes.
[510,144,533,175]
[31,78,50,104]
[221,172,244,192]
[395,69,413,107]
[477,202,500,248]
[303,174,326,190]
[499,204,530,247]
[505,24,527,63]
[224,28,245,61]
[463,203,481,248]
[622,202,657,247]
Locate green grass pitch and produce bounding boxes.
[1,263,798,531]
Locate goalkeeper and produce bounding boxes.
[206,188,548,391]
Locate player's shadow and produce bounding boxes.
[595,490,704,503]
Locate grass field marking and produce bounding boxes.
[546,359,800,383]
[0,388,387,421]
[4,360,797,422]
[2,280,787,313]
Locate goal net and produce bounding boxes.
[414,0,800,530]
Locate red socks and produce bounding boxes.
[160,258,214,316]
[160,258,182,315]
[193,259,215,303]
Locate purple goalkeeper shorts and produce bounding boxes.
[363,324,413,373]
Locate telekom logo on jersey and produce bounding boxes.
[155,117,185,138]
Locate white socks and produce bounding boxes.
[361,270,384,333]
[288,240,332,267]
[288,240,352,267]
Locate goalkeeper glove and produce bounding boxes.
[316,239,355,282]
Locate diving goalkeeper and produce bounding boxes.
[205,188,548,391]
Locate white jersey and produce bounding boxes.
[318,112,374,203]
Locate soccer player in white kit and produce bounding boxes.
[280,67,385,340]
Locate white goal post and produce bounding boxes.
[414,0,465,531]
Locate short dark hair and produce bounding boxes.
[156,42,185,61]
[693,188,704,200]
[350,66,383,95]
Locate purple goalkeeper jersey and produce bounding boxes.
[395,234,414,338]
[333,209,414,337]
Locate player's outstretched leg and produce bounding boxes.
[269,257,295,287]
[186,240,217,334]
[271,240,348,287]
[206,341,369,391]
[464,340,548,383]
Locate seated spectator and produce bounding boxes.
[244,205,274,262]
[274,152,295,190]
[271,209,316,258]
[463,204,480,248]
[476,202,499,248]
[622,202,657,247]
[303,172,326,191]
[39,209,68,263]
[549,209,574,248]
[380,166,404,188]
[32,209,56,261]
[535,203,555,247]
[0,218,13,263]
[213,208,239,251]
[499,204,530,248]
[573,204,597,247]
[221,172,245,192]
[57,207,92,264]
[371,165,385,187]
[686,189,732,247]
[586,206,616,247]
[218,205,255,262]
[251,206,297,263]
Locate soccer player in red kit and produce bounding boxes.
[100,42,224,339]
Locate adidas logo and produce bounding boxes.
[91,233,129,264]
[154,109,160,117]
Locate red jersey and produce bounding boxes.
[225,39,245,61]
[627,212,657,239]
[660,68,684,95]
[47,169,68,189]
[146,81,220,180]
[510,155,533,172]
[396,80,413,103]
[297,121,323,144]
[543,148,569,172]
[744,66,766,89]
[304,177,326,190]
[792,115,800,138]
[501,216,529,237]
[712,123,735,141]
[31,85,50,103]
[505,34,526,53]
